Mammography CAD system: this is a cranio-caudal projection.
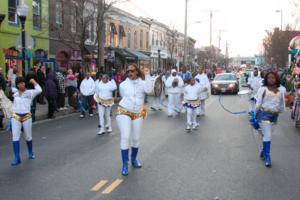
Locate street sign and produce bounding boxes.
[16,33,35,50]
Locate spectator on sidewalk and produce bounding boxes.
[25,69,38,122]
[66,69,78,110]
[79,73,95,118]
[56,69,66,111]
[45,73,58,119]
[37,65,46,104]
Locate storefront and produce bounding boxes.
[2,48,30,76]
[126,49,151,70]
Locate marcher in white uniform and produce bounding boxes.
[151,70,164,111]
[116,64,152,176]
[183,77,202,131]
[255,72,285,167]
[11,77,42,166]
[247,67,262,113]
[165,69,184,117]
[195,67,210,116]
[94,75,117,135]
[79,74,95,118]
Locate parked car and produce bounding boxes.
[211,73,239,95]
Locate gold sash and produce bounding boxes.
[116,106,147,120]
[186,99,201,106]
[99,98,114,106]
[12,113,32,123]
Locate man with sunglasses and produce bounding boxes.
[116,64,152,176]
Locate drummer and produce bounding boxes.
[150,69,163,111]
[247,67,262,114]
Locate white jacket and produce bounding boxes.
[183,84,203,100]
[12,84,42,114]
[195,73,210,91]
[119,75,152,113]
[165,75,184,94]
[80,77,95,96]
[95,80,117,100]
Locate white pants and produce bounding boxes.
[249,99,256,112]
[116,115,143,150]
[11,118,32,142]
[151,96,163,110]
[98,105,112,131]
[186,108,197,127]
[259,122,275,142]
[197,100,206,115]
[168,93,181,116]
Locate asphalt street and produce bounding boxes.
[0,94,300,200]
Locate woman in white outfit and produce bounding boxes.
[195,67,210,116]
[11,77,42,166]
[94,74,117,135]
[165,69,184,117]
[116,64,152,176]
[255,72,285,167]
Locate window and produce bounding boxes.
[152,31,154,46]
[87,21,92,42]
[146,32,149,49]
[104,23,107,46]
[140,30,143,49]
[33,0,41,29]
[8,0,18,24]
[56,1,63,25]
[119,25,126,48]
[71,6,77,32]
[110,23,117,47]
[127,29,131,48]
[133,31,137,49]
[160,33,163,46]
[156,32,158,46]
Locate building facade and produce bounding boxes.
[0,0,49,76]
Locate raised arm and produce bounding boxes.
[29,79,42,99]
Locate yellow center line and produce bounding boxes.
[90,180,108,192]
[102,179,123,194]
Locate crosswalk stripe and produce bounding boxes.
[101,179,123,194]
[90,180,108,192]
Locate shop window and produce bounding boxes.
[8,0,18,24]
[33,0,41,29]
[56,1,63,25]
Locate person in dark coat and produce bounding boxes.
[45,73,58,119]
[25,69,38,122]
[0,68,7,129]
[37,65,46,104]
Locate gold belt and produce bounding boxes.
[12,113,32,123]
[186,99,201,106]
[116,106,147,120]
[99,98,114,106]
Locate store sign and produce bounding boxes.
[2,48,19,57]
[151,50,168,59]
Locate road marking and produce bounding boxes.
[101,179,123,194]
[90,180,108,192]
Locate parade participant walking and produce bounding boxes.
[45,73,58,119]
[150,69,163,111]
[165,69,184,117]
[79,73,95,118]
[183,76,202,131]
[116,64,152,176]
[10,77,42,166]
[195,67,210,116]
[56,69,66,111]
[247,67,262,113]
[255,72,285,167]
[94,74,117,135]
[180,66,192,84]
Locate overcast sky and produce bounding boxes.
[116,0,298,57]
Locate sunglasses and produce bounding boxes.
[126,69,136,73]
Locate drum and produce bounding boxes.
[149,76,163,97]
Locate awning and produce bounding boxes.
[119,25,126,37]
[126,49,150,60]
[114,48,136,60]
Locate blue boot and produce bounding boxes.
[263,141,272,167]
[11,141,21,166]
[121,149,129,176]
[26,140,35,160]
[131,147,142,168]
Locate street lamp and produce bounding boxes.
[158,49,161,70]
[0,14,5,28]
[275,9,283,31]
[17,3,29,76]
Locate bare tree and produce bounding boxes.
[166,27,178,67]
[292,0,300,28]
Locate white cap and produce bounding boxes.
[171,69,177,73]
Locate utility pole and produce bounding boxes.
[209,10,212,46]
[218,29,226,50]
[183,0,188,66]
